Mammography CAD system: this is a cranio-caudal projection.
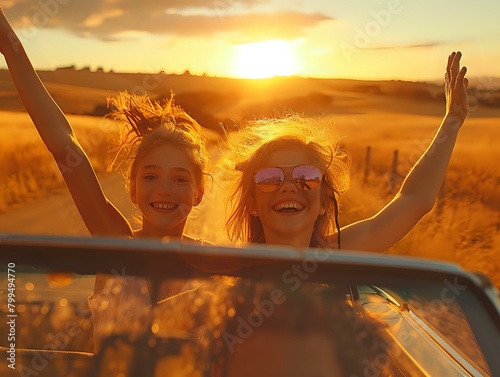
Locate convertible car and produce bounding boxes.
[0,234,499,376]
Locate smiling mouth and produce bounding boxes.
[273,202,304,212]
[151,203,177,210]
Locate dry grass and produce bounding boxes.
[335,113,500,289]
[1,109,499,289]
[343,172,500,289]
[0,111,118,213]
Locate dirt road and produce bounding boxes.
[0,173,137,236]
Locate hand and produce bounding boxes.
[444,51,469,122]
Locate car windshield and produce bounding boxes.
[1,239,499,377]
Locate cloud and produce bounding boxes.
[4,0,263,17]
[3,0,330,41]
[81,11,331,42]
[361,42,442,51]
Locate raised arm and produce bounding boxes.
[339,52,469,252]
[0,6,132,237]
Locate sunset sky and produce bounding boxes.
[1,0,500,81]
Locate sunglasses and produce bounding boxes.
[253,165,324,193]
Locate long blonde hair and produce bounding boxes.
[222,115,350,247]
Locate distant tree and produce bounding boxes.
[56,65,76,71]
[87,103,110,117]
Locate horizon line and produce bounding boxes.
[0,65,453,84]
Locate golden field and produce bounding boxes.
[0,68,499,288]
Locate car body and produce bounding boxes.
[1,234,499,376]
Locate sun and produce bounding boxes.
[234,40,298,79]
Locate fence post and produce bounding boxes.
[390,150,399,193]
[364,146,371,185]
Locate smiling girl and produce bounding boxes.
[1,6,213,354]
[224,52,469,251]
[0,7,210,241]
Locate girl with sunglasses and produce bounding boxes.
[224,52,468,251]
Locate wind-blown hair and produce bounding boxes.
[222,115,350,247]
[204,279,389,376]
[106,91,211,190]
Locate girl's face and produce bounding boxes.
[251,147,323,247]
[130,144,203,238]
